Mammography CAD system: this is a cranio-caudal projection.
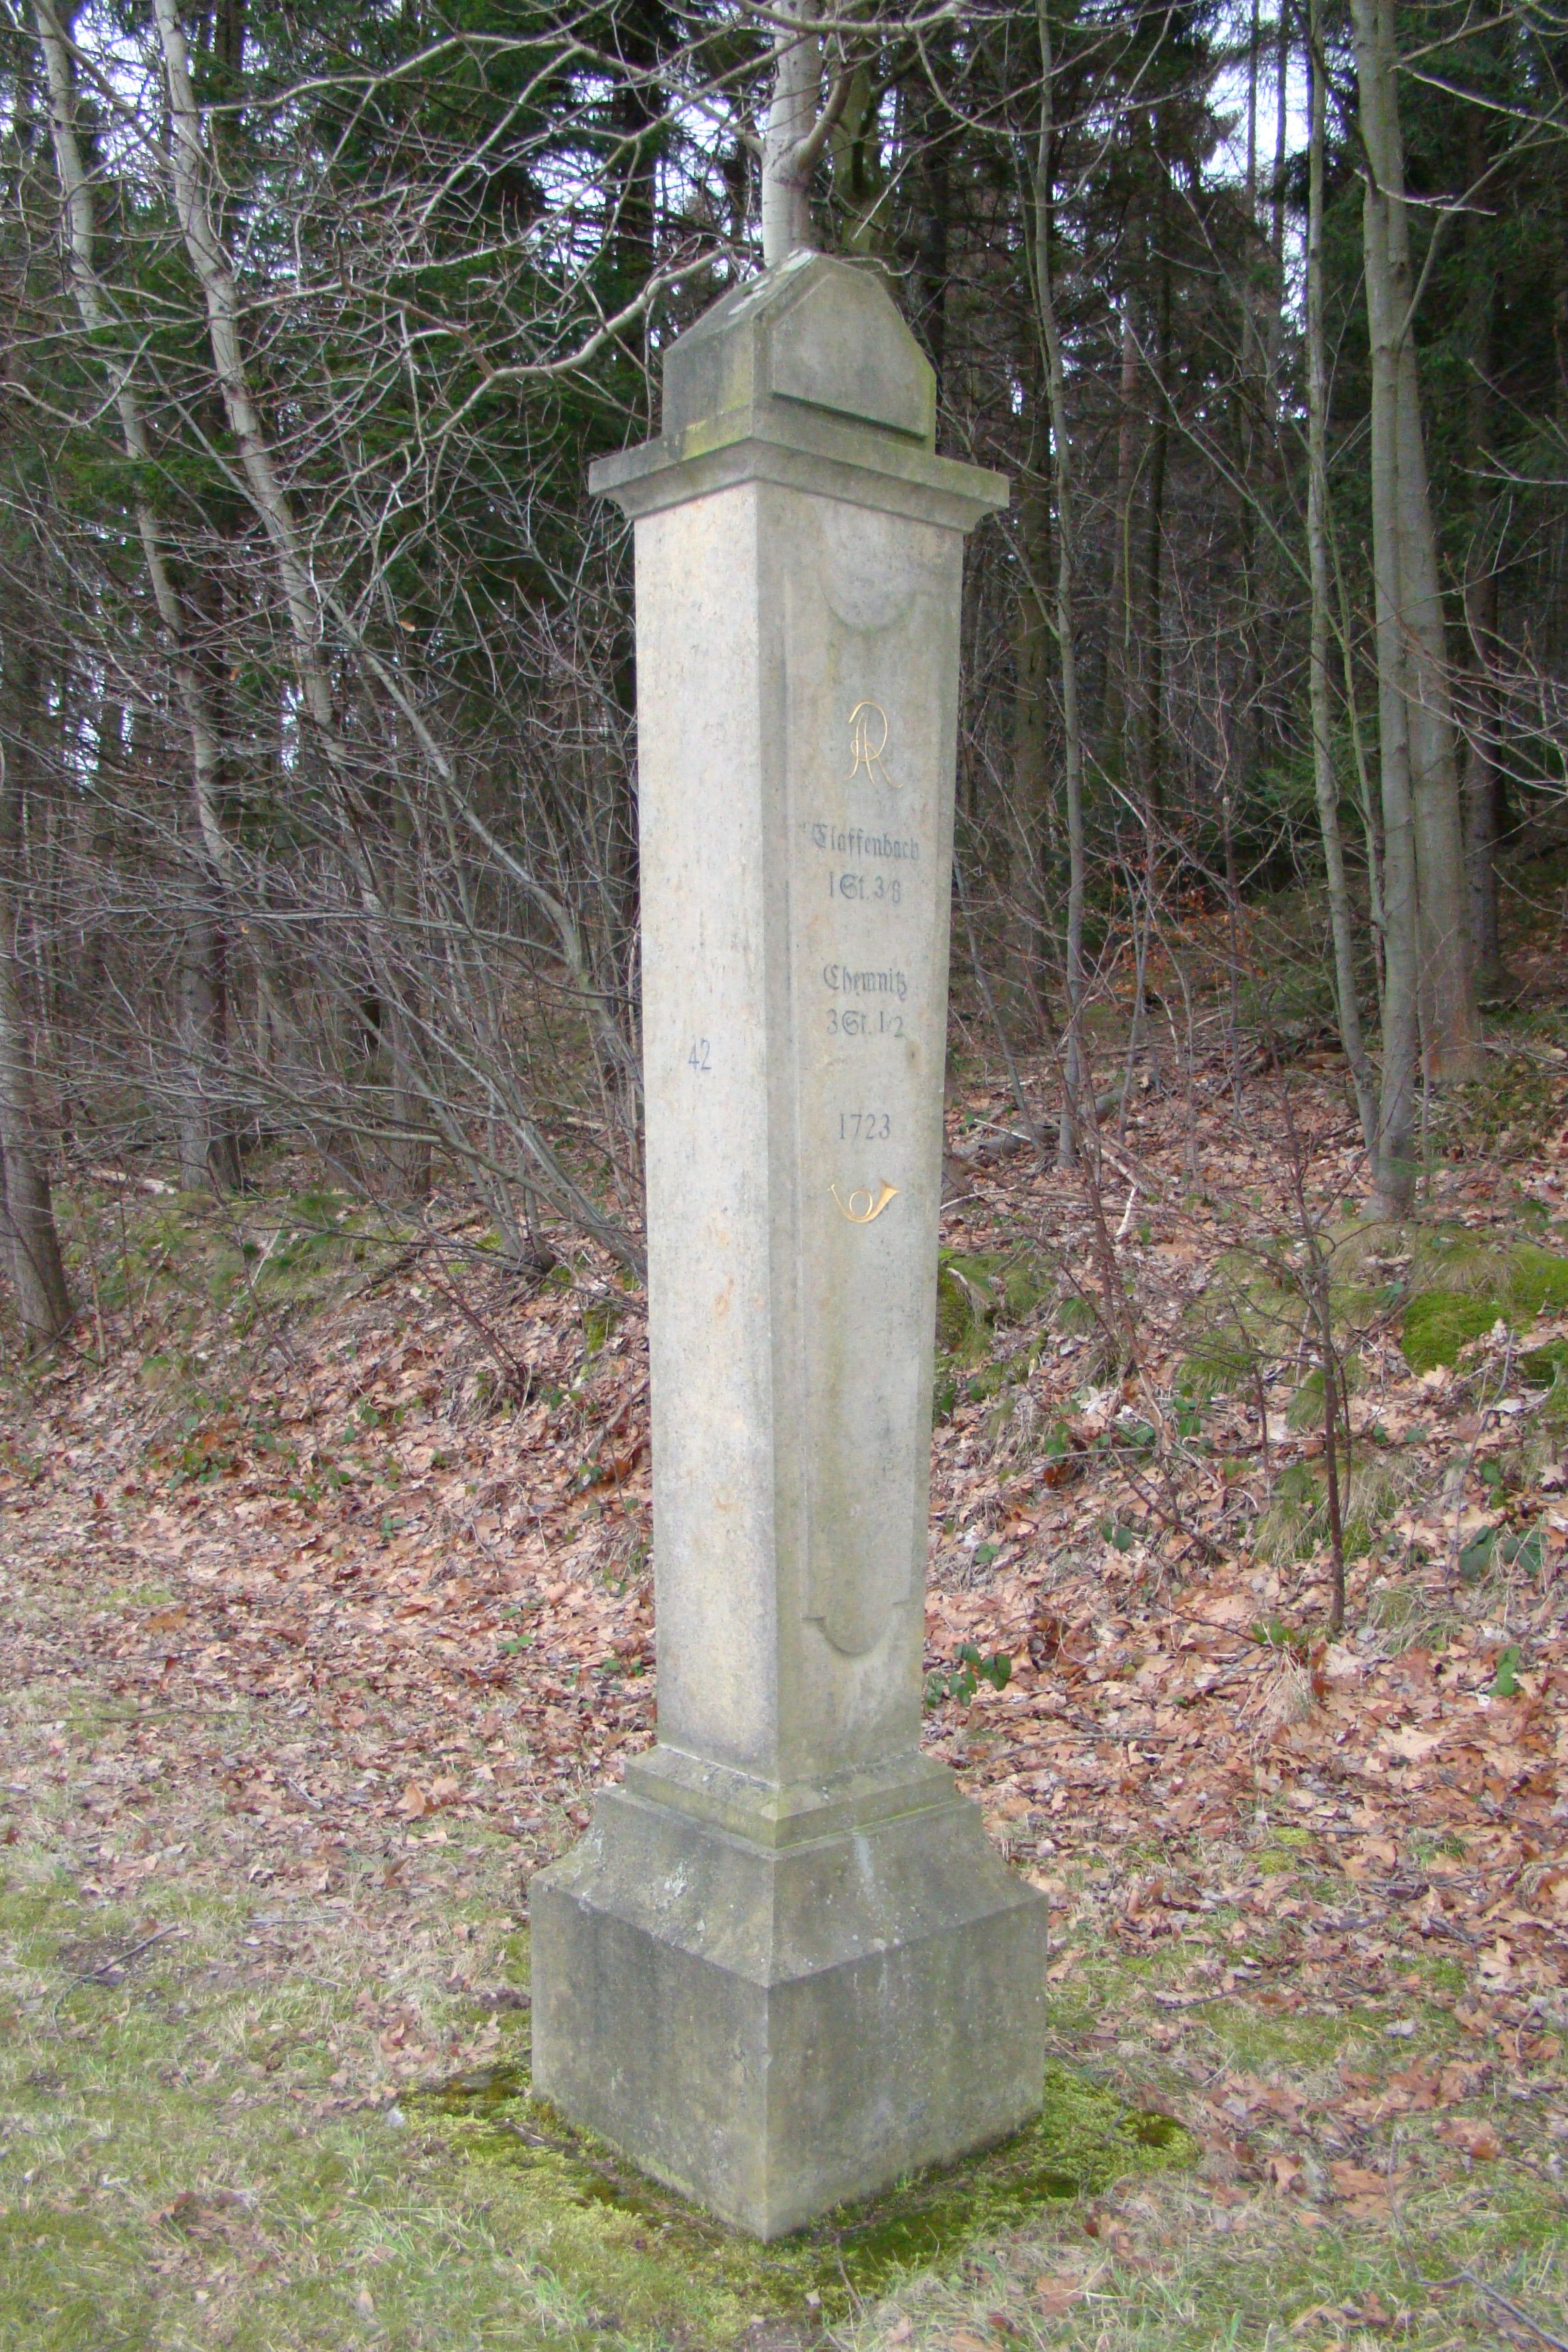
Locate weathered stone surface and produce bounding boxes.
[597,253,993,534]
[532,254,1045,2238]
[531,1763,1045,2240]
[660,248,935,448]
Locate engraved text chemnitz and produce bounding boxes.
[822,963,908,1001]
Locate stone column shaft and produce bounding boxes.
[532,254,1047,2240]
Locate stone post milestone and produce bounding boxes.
[531,253,1047,2240]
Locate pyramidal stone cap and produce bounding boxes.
[664,246,936,447]
[590,251,1007,531]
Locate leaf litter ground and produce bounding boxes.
[3,983,1568,2347]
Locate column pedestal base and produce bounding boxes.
[529,1750,1047,2240]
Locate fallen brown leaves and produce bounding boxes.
[0,977,1564,2240]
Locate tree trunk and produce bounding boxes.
[1007,442,1051,1031]
[1354,0,1422,1213]
[1352,0,1479,1084]
[1307,0,1377,1158]
[1266,0,1290,416]
[1137,233,1171,824]
[178,919,217,1191]
[0,632,71,1344]
[1460,104,1509,1000]
[177,906,242,1192]
[1394,338,1479,1076]
[1102,293,1139,781]
[0,958,71,1346]
[1553,130,1568,679]
[761,0,821,266]
[36,0,243,1181]
[1032,0,1087,1167]
[1463,557,1507,999]
[905,35,951,396]
[150,0,363,830]
[387,792,432,1203]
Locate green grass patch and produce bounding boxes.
[1393,1232,1568,1371]
[1401,1292,1501,1373]
[0,1854,1192,2352]
[5,1821,1566,2351]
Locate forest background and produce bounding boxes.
[0,0,1565,1309]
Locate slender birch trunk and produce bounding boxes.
[762,0,821,266]
[1032,0,1086,1167]
[150,0,410,1177]
[36,0,238,1188]
[150,0,352,801]
[1267,0,1289,414]
[1307,0,1377,1158]
[35,2,225,867]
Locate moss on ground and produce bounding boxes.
[1399,1290,1500,1373]
[0,1851,1189,2352]
[1394,1231,1568,1371]
[416,2060,1192,2326]
[1171,1215,1568,1390]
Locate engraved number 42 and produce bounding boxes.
[687,1039,712,1072]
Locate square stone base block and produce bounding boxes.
[529,1752,1047,2239]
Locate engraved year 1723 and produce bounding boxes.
[838,1110,892,1140]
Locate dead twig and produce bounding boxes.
[77,1923,186,1981]
[1425,2272,1568,2352]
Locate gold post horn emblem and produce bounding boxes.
[830,1179,898,1224]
